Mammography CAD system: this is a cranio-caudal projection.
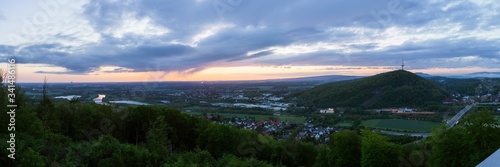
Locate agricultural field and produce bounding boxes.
[187,112,307,123]
[335,122,353,127]
[362,119,443,132]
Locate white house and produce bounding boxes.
[320,108,335,114]
[398,107,413,112]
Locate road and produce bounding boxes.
[393,104,474,145]
[446,104,474,129]
[379,130,430,138]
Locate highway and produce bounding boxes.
[446,104,474,129]
[399,104,475,145]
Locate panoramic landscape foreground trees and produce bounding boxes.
[1,84,499,166]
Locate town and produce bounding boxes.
[18,75,500,142]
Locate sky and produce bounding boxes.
[0,0,499,82]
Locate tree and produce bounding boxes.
[0,69,6,83]
[166,149,215,167]
[17,148,45,167]
[314,144,331,167]
[272,140,317,167]
[89,135,150,167]
[293,141,317,166]
[427,125,469,167]
[462,110,500,165]
[40,77,53,108]
[121,106,162,144]
[329,130,361,167]
[427,110,500,167]
[215,154,272,167]
[146,116,172,166]
[0,69,9,134]
[198,123,238,158]
[361,130,401,167]
[37,77,58,132]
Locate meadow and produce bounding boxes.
[362,119,443,132]
[187,112,307,123]
[335,122,353,127]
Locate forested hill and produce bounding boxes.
[295,70,451,108]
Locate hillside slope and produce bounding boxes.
[295,70,450,108]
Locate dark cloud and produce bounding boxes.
[6,42,195,74]
[228,50,274,62]
[0,45,15,55]
[4,0,499,75]
[391,1,497,30]
[254,37,500,69]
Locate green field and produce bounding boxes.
[187,112,306,123]
[362,119,442,132]
[335,122,353,127]
[495,116,500,123]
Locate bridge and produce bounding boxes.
[446,104,474,129]
[396,104,475,145]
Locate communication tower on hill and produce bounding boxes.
[401,57,405,70]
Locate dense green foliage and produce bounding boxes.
[361,130,401,167]
[0,83,317,166]
[329,130,361,167]
[1,81,498,166]
[296,70,450,108]
[429,77,482,95]
[427,110,500,167]
[428,77,500,96]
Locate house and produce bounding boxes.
[320,108,335,114]
[398,108,413,112]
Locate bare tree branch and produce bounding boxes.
[0,68,7,85]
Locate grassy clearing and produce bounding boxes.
[361,119,442,132]
[186,112,306,123]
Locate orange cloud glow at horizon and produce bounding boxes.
[3,63,500,83]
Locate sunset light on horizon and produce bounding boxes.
[1,0,500,82]
[2,1,500,165]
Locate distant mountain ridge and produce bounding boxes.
[266,75,362,83]
[414,71,500,79]
[295,70,451,108]
[447,72,500,79]
[415,72,433,78]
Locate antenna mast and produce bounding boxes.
[401,57,405,70]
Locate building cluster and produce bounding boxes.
[445,92,500,105]
[374,108,436,116]
[211,101,291,111]
[443,95,476,105]
[478,93,500,103]
[206,116,337,143]
[319,108,335,114]
[295,121,339,142]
